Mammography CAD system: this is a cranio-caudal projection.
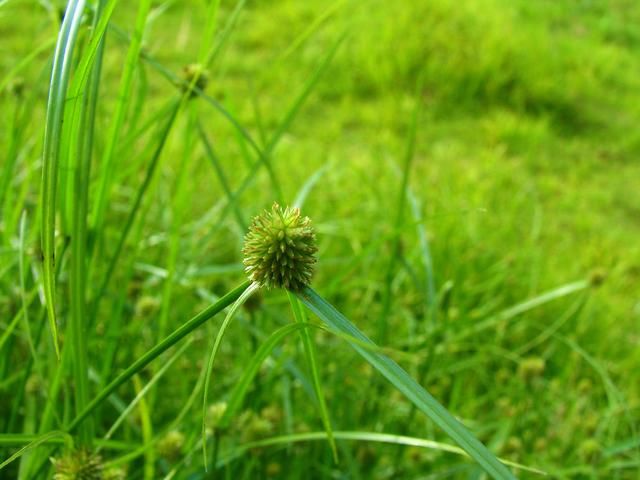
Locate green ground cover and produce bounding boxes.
[1,0,639,478]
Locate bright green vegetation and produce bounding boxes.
[1,0,639,478]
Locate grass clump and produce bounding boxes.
[1,0,639,478]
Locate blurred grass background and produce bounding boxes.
[1,0,639,478]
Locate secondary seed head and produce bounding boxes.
[51,449,103,480]
[180,63,208,98]
[243,203,317,291]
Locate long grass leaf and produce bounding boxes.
[91,0,152,237]
[218,431,546,476]
[287,291,338,461]
[41,0,87,359]
[201,282,259,469]
[0,431,72,471]
[298,287,516,480]
[67,281,251,432]
[218,323,318,428]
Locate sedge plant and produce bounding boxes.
[199,202,517,479]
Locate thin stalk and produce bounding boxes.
[202,282,260,469]
[67,0,108,445]
[92,98,181,315]
[377,80,421,343]
[286,291,338,462]
[67,281,251,432]
[91,0,152,240]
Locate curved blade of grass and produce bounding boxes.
[287,291,337,461]
[40,0,87,359]
[132,375,155,480]
[202,0,245,67]
[18,212,38,365]
[293,165,327,209]
[0,38,56,93]
[102,339,192,443]
[217,431,547,476]
[452,280,589,343]
[198,0,221,64]
[218,322,319,429]
[0,290,37,352]
[198,122,247,230]
[201,282,260,470]
[65,0,113,445]
[298,287,516,480]
[67,281,251,432]
[0,431,72,471]
[213,33,345,224]
[278,0,345,61]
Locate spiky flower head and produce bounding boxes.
[243,203,317,291]
[51,449,103,480]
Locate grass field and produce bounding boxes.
[1,0,639,478]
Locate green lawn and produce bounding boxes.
[1,0,639,478]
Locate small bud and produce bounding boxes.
[104,466,127,480]
[207,401,228,431]
[579,438,601,461]
[6,77,25,97]
[51,449,103,480]
[243,203,317,291]
[158,430,185,461]
[135,296,160,317]
[180,63,208,98]
[25,374,43,395]
[589,269,606,288]
[517,357,545,381]
[504,436,523,454]
[266,462,282,477]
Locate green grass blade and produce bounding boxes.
[218,322,319,429]
[377,75,421,343]
[217,431,546,476]
[132,375,155,480]
[102,339,192,443]
[286,291,338,462]
[0,38,55,93]
[293,165,327,209]
[198,0,221,64]
[0,431,72,472]
[91,0,152,237]
[298,287,516,480]
[92,98,181,312]
[18,212,37,364]
[67,281,251,432]
[65,0,112,445]
[40,0,87,359]
[201,282,259,469]
[278,0,345,61]
[198,122,247,230]
[452,280,590,343]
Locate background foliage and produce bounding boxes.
[1,0,639,478]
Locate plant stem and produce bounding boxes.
[67,281,251,433]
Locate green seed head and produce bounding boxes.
[51,449,103,480]
[180,63,208,98]
[158,430,185,461]
[243,203,317,291]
